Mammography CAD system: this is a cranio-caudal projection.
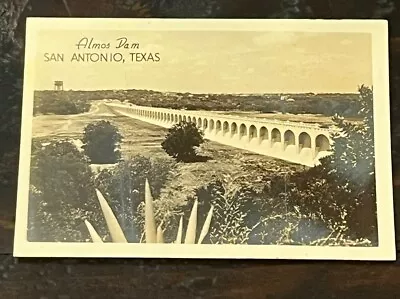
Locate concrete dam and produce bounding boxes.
[105,102,336,167]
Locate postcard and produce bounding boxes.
[13,18,395,260]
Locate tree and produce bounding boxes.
[288,85,377,242]
[326,85,376,239]
[161,121,204,162]
[82,121,122,164]
[28,140,108,242]
[327,85,375,186]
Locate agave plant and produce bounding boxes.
[85,179,214,244]
[84,220,103,243]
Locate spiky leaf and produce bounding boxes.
[184,199,198,244]
[175,216,183,244]
[145,179,157,243]
[84,220,103,243]
[156,223,164,243]
[198,206,214,244]
[96,189,127,243]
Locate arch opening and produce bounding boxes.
[284,130,295,146]
[203,119,208,130]
[249,125,257,140]
[223,121,229,136]
[231,122,238,137]
[271,128,281,143]
[260,127,268,141]
[209,119,215,131]
[216,120,222,134]
[239,124,247,140]
[316,135,330,152]
[299,132,311,148]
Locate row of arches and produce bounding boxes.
[130,108,331,152]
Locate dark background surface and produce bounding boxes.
[1,0,400,298]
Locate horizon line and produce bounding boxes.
[34,88,360,95]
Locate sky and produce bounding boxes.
[32,30,373,94]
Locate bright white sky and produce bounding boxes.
[33,30,372,94]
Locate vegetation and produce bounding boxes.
[161,121,205,162]
[33,91,91,115]
[287,85,377,242]
[180,177,253,244]
[34,89,363,118]
[144,86,377,245]
[27,85,377,246]
[28,140,107,242]
[85,183,214,245]
[94,155,176,242]
[82,120,123,164]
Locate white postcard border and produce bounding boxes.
[13,18,396,260]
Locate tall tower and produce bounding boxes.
[54,80,64,91]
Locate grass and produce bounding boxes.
[32,101,168,159]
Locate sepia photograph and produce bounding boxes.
[14,18,395,260]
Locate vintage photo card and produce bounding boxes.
[14,18,395,260]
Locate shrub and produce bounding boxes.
[28,139,108,242]
[161,121,204,162]
[82,120,122,164]
[205,180,253,244]
[166,175,256,245]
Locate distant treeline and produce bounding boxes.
[33,91,91,115]
[34,89,363,118]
